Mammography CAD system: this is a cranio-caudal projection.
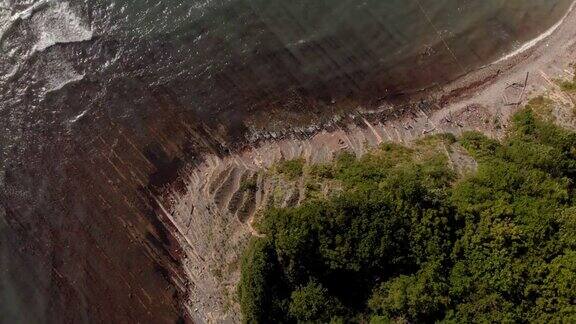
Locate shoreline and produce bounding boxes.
[236,0,576,146]
[169,2,576,322]
[493,0,576,65]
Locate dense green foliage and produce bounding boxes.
[238,108,576,323]
[276,158,305,180]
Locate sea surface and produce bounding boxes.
[0,0,574,321]
[0,0,573,149]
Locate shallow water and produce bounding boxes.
[0,0,573,125]
[0,1,572,120]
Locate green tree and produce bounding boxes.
[238,239,289,323]
[238,107,576,323]
[369,261,450,322]
[289,280,345,322]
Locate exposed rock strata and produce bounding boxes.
[165,8,576,319]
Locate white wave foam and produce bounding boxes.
[43,58,85,93]
[0,0,92,98]
[67,108,89,124]
[13,0,51,21]
[493,0,576,64]
[0,0,49,40]
[32,1,93,53]
[1,0,93,59]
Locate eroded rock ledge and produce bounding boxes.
[162,10,576,320]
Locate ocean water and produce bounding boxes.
[0,0,574,321]
[0,0,573,125]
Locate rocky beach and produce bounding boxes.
[169,2,576,321]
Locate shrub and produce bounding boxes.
[276,158,305,180]
[238,107,576,323]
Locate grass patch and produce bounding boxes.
[525,96,556,121]
[275,158,305,180]
[560,77,576,92]
[239,177,258,193]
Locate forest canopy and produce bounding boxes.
[238,107,576,323]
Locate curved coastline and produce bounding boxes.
[169,1,576,322]
[492,0,576,65]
